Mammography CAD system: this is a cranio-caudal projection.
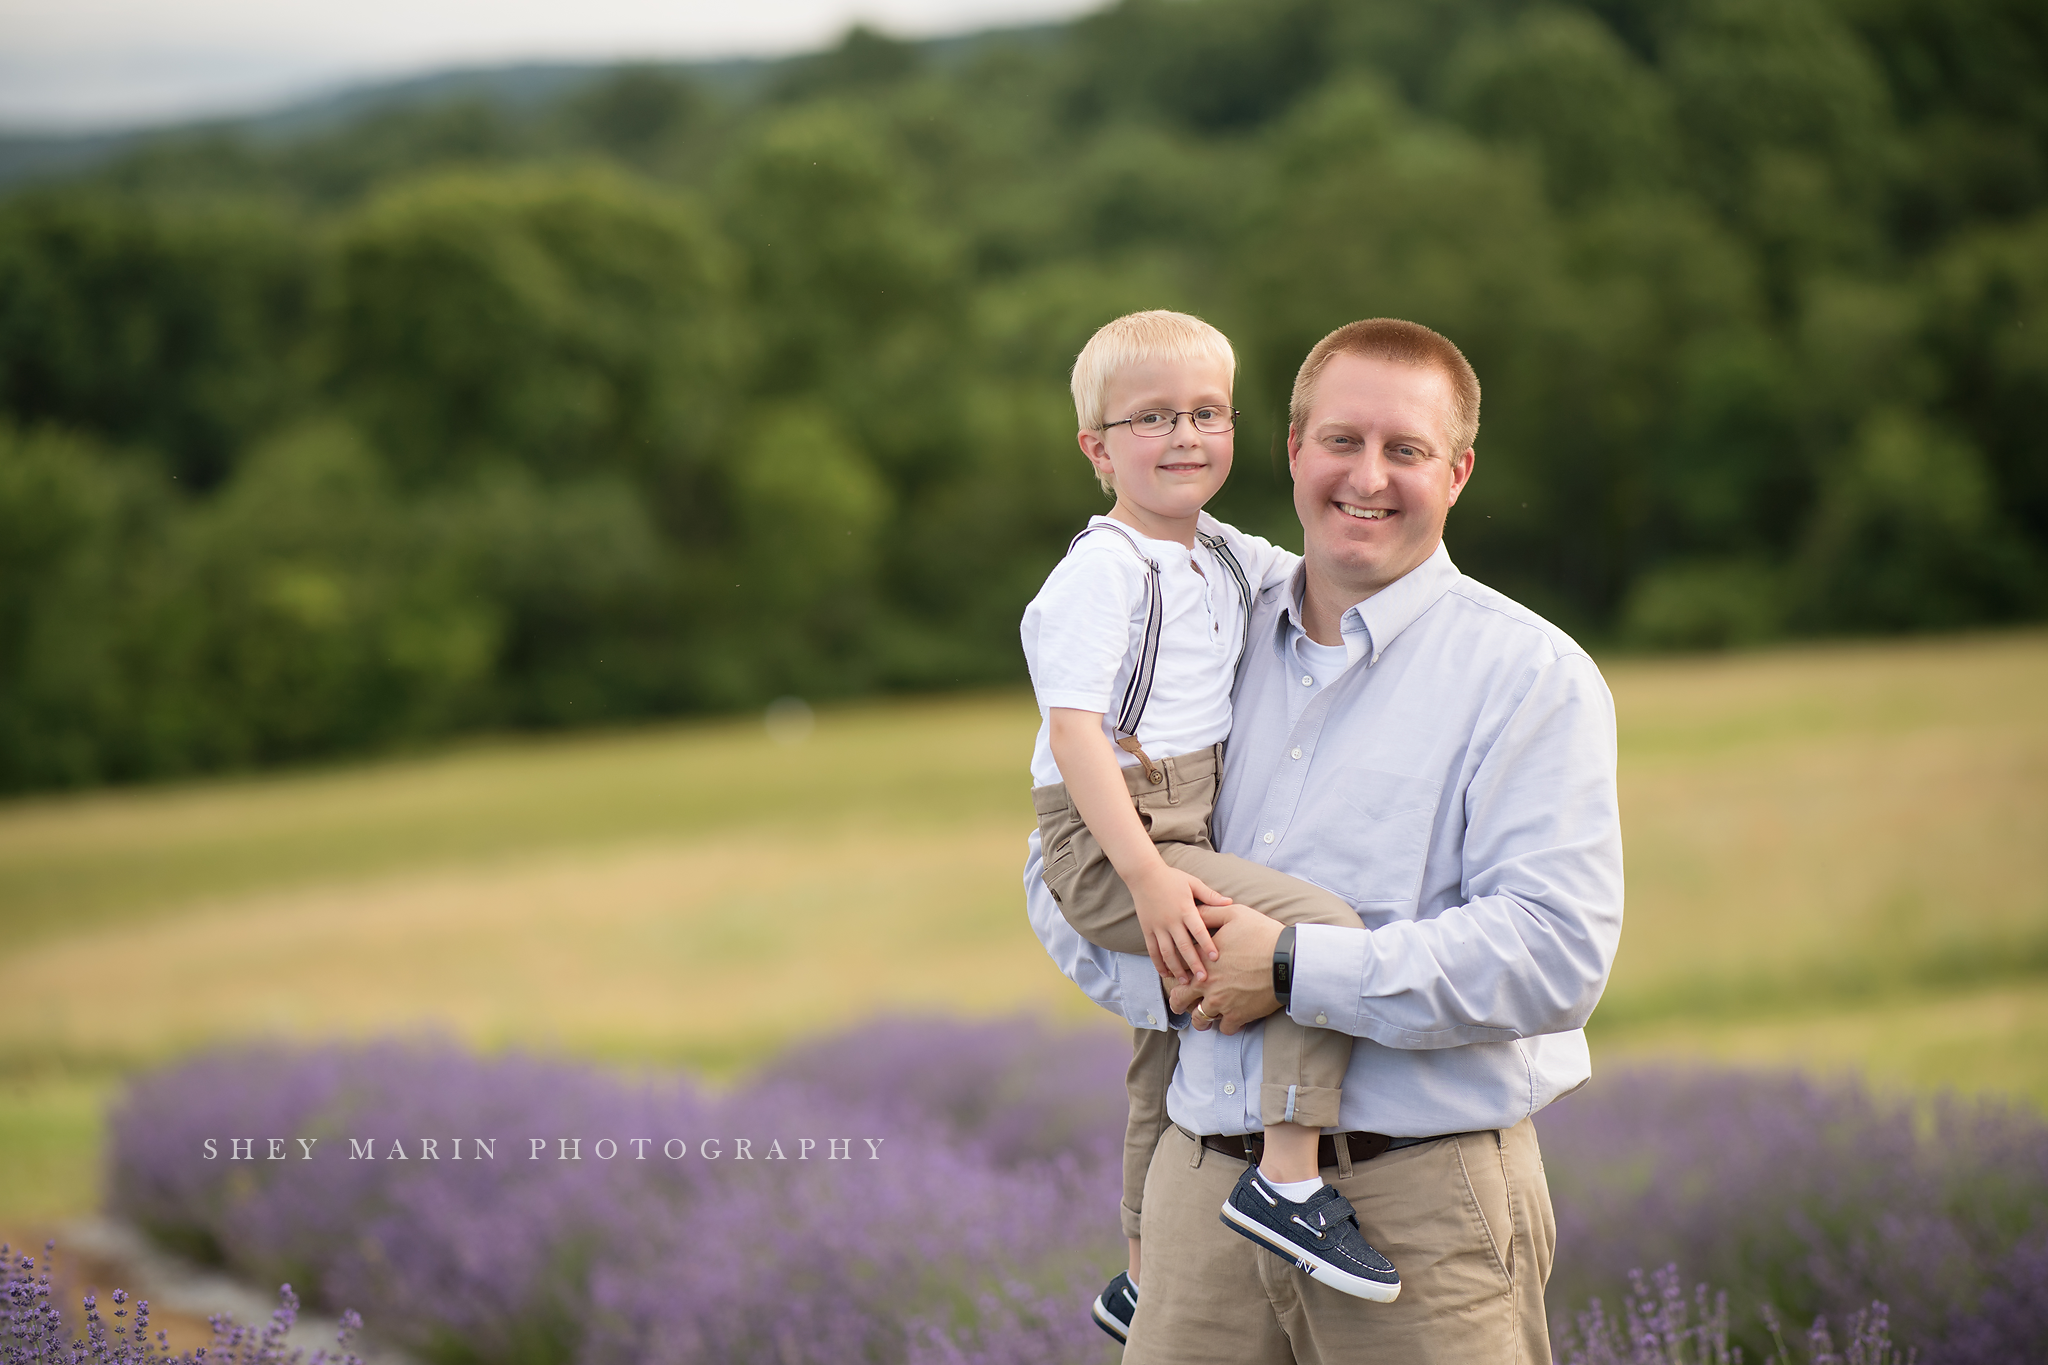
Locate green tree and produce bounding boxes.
[1795,407,2039,629]
[326,166,733,486]
[0,425,176,788]
[1066,0,1337,133]
[771,25,924,102]
[0,193,311,488]
[560,67,706,166]
[1444,6,1679,210]
[1922,210,2048,552]
[145,421,500,764]
[1663,0,1894,295]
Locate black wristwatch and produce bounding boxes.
[1272,925,1296,1008]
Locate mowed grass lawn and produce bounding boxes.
[2,630,2044,1225]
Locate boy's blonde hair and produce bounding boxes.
[1071,310,1236,494]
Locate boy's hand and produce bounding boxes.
[1131,866,1231,985]
[1169,903,1282,1034]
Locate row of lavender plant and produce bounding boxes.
[104,1020,2048,1364]
[1552,1264,1908,1365]
[1536,1066,2048,1363]
[108,1020,1128,1365]
[3,1245,365,1365]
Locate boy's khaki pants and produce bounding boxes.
[1032,744,1363,1239]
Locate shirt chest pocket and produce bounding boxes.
[1287,767,1442,909]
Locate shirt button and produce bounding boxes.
[1262,831,1275,844]
[1290,747,1303,760]
[1301,674,1314,687]
[1315,1013,1328,1026]
[1147,1013,1158,1026]
[1223,1083,1237,1095]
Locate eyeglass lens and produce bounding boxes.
[1124,407,1235,435]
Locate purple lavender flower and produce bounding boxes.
[1534,1066,2048,1360]
[107,1020,1126,1365]
[1554,1265,1908,1365]
[0,1244,365,1365]
[1925,1227,2048,1365]
[104,1027,2047,1362]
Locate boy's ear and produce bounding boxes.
[1077,428,1114,478]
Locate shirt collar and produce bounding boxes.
[1084,512,1225,556]
[1282,542,1460,667]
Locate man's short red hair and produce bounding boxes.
[1289,319,1481,453]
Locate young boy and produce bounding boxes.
[1020,311,1401,1343]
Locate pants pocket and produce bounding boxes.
[1042,833,1078,905]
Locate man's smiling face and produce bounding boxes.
[1288,352,1475,602]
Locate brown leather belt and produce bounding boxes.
[1193,1127,1459,1168]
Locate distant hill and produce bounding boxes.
[0,23,1056,190]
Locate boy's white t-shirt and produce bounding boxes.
[1021,512,1299,788]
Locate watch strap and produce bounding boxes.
[1272,924,1296,1008]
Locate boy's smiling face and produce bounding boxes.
[1077,355,1235,544]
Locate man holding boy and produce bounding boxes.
[1025,318,1624,1363]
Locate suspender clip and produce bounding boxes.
[1117,735,1165,786]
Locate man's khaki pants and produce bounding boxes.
[1124,1121,1557,1365]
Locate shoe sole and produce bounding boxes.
[1220,1200,1402,1303]
[1090,1296,1131,1344]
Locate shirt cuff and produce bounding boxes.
[1288,923,1366,1034]
[1113,955,1176,1030]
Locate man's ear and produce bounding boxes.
[1285,425,1303,478]
[1445,448,1476,506]
[1077,428,1114,482]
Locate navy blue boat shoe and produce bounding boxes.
[1219,1166,1402,1302]
[1092,1270,1139,1343]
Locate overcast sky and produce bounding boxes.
[0,0,1102,132]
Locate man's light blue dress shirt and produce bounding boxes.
[1024,543,1625,1138]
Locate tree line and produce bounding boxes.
[2,0,2043,790]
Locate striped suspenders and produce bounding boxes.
[1197,529,1254,672]
[1066,521,1254,786]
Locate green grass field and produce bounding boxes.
[3,630,2045,1227]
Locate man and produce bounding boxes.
[1025,317,1624,1363]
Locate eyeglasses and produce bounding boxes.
[1104,406,1238,437]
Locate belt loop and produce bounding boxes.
[1334,1133,1354,1180]
[1166,754,1181,805]
[1188,1131,1205,1169]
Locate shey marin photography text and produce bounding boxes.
[198,1135,889,1161]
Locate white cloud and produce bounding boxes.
[0,0,1099,130]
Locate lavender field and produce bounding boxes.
[5,631,2045,1233]
[2,633,2044,1359]
[108,1021,1127,1365]
[99,1021,2048,1365]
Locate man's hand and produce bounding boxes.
[1131,865,1231,984]
[1169,902,1284,1032]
